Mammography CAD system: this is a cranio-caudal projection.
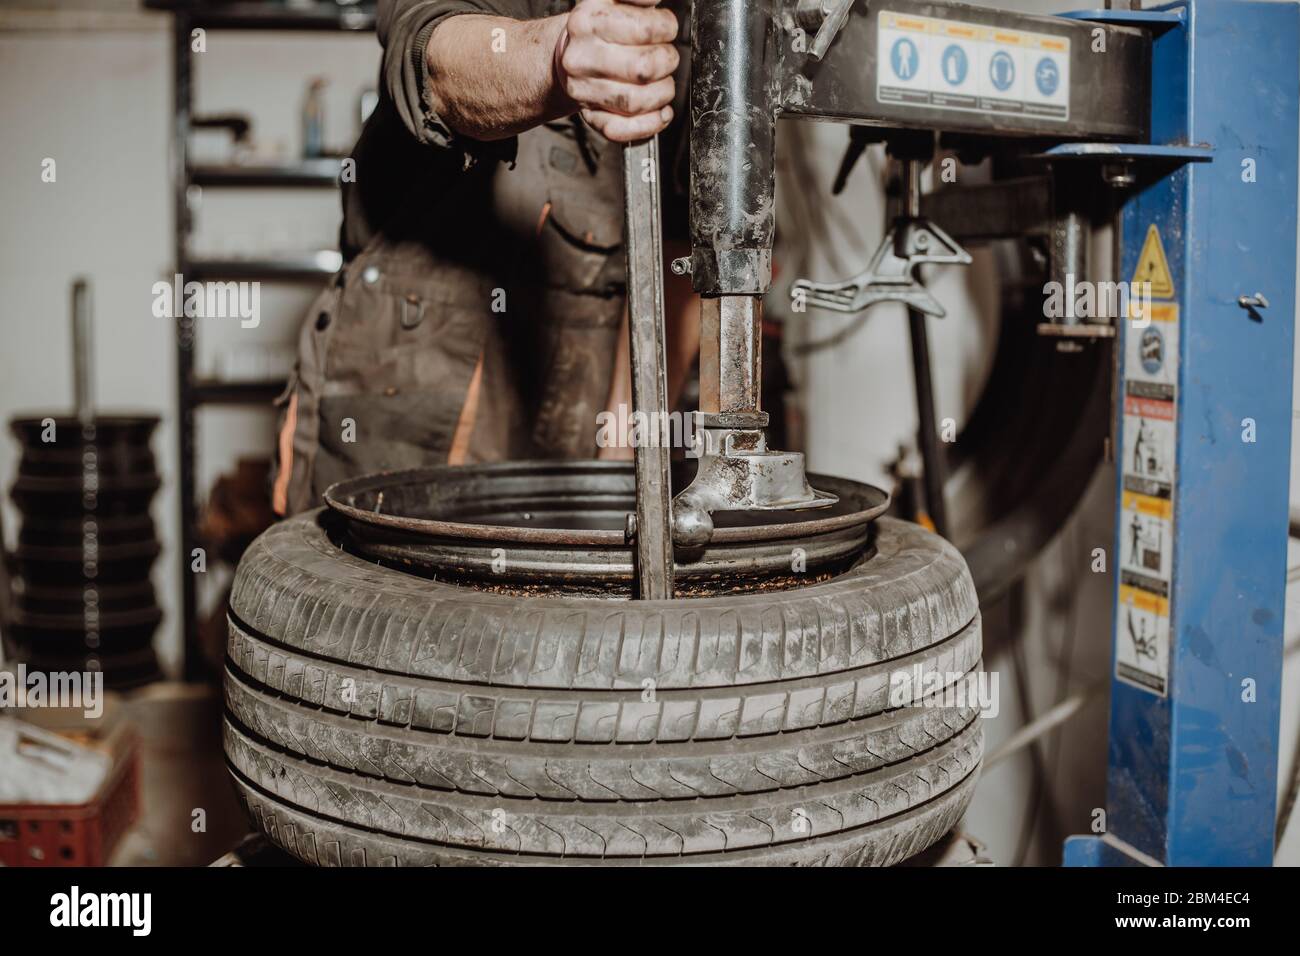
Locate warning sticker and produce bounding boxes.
[1119,491,1171,593]
[876,11,1070,121]
[1115,222,1177,698]
[1116,585,1169,695]
[1132,224,1175,299]
[1122,397,1174,498]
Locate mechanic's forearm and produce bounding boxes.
[425,14,574,142]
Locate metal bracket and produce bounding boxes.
[791,217,971,316]
[672,419,838,547]
[795,0,858,60]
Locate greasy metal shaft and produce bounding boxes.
[699,295,762,414]
[623,136,674,599]
[687,0,775,295]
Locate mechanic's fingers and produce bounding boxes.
[571,2,678,46]
[562,38,679,84]
[580,105,673,143]
[565,76,675,116]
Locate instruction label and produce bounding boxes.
[876,11,1070,121]
[1116,224,1178,697]
[1116,586,1170,695]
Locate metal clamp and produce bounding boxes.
[672,418,838,548]
[795,0,858,60]
[791,217,971,317]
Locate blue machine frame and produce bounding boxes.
[1063,0,1299,866]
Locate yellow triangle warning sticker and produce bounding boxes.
[1131,224,1175,299]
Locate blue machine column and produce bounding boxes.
[1064,0,1299,866]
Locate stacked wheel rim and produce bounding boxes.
[225,464,982,866]
[6,415,163,688]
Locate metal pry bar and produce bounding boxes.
[622,135,675,600]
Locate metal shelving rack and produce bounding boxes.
[145,0,376,678]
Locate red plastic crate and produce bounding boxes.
[0,722,140,867]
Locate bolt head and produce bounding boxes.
[1101,162,1136,188]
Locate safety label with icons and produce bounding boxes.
[1132,224,1176,299]
[1122,395,1175,498]
[1115,224,1178,698]
[1124,302,1179,403]
[876,11,1070,120]
[1119,491,1171,595]
[1116,586,1170,696]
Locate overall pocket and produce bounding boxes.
[492,121,626,294]
[311,250,487,498]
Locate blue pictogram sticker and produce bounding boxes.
[989,51,1015,92]
[890,37,919,80]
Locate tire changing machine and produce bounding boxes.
[645,0,1297,865]
[1056,1,1299,867]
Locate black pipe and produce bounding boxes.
[908,308,950,538]
[898,155,950,538]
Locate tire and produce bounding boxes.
[226,510,983,866]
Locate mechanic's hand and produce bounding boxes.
[555,0,680,143]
